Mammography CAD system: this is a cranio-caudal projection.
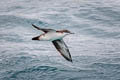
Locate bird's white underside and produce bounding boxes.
[39,32,67,41]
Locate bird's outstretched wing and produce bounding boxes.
[52,39,72,62]
[32,24,55,33]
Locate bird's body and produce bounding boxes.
[39,31,66,41]
[32,24,73,62]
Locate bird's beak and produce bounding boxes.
[69,32,74,34]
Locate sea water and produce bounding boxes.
[0,0,120,80]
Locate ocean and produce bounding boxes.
[0,0,120,80]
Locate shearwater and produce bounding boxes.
[32,24,74,62]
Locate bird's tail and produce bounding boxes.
[32,36,39,40]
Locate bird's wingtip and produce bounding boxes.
[32,24,35,27]
[66,57,73,62]
[69,59,73,63]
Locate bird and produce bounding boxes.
[32,24,74,62]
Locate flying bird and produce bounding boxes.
[32,24,74,62]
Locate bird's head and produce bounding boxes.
[60,30,74,35]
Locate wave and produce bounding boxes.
[1,66,57,80]
[91,63,120,69]
[9,66,57,78]
[0,14,48,28]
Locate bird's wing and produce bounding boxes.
[52,39,72,62]
[32,24,55,33]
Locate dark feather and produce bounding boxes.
[52,39,72,62]
[32,24,55,33]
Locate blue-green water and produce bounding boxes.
[0,0,120,80]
